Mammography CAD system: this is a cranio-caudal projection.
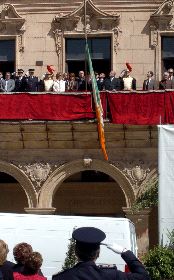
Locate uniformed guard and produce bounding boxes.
[24,69,39,92]
[14,69,25,92]
[52,227,150,280]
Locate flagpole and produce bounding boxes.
[84,0,88,91]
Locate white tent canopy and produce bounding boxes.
[158,125,174,245]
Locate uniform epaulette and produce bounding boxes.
[52,267,72,277]
[98,264,117,269]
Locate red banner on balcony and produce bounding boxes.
[0,93,95,120]
[107,91,165,125]
[0,91,174,124]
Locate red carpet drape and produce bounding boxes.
[0,91,174,124]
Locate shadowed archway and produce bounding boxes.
[0,161,37,208]
[38,159,135,209]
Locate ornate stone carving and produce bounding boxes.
[83,158,92,168]
[123,165,150,189]
[149,0,174,41]
[153,0,173,16]
[112,26,122,54]
[0,4,25,34]
[53,0,120,36]
[18,163,52,190]
[137,169,158,197]
[150,25,158,48]
[18,33,25,52]
[53,29,62,55]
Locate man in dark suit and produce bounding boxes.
[52,227,150,280]
[104,70,123,91]
[0,72,4,92]
[159,72,174,89]
[24,69,39,92]
[76,70,86,91]
[97,73,105,91]
[143,71,157,90]
[14,69,26,92]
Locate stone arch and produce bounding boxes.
[0,160,37,208]
[39,159,135,209]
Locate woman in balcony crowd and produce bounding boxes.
[68,73,77,91]
[53,72,66,93]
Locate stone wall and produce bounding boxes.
[1,0,170,88]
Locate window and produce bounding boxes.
[0,40,15,75]
[161,36,174,72]
[66,37,111,75]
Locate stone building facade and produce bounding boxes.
[1,0,174,87]
[0,0,173,254]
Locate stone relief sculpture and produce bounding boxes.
[18,163,52,190]
[153,0,174,16]
[0,4,25,34]
[123,165,150,191]
[150,0,174,47]
[52,0,121,67]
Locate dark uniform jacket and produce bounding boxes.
[76,78,86,91]
[52,250,150,280]
[24,76,39,92]
[0,263,14,280]
[97,79,105,91]
[104,77,123,91]
[15,77,26,92]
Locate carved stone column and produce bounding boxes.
[122,207,151,257]
[25,207,56,215]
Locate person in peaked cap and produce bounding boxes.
[52,227,150,280]
[24,69,39,92]
[14,69,25,92]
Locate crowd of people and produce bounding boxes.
[0,240,45,280]
[0,67,174,93]
[0,227,150,280]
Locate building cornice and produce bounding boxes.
[3,1,165,14]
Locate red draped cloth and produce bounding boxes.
[107,91,165,125]
[0,93,95,120]
[0,91,174,124]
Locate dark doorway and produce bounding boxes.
[161,36,174,74]
[66,37,111,76]
[0,40,15,77]
[0,172,27,213]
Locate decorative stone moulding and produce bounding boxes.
[0,4,25,34]
[150,0,174,47]
[53,0,121,55]
[123,165,150,190]
[18,163,52,191]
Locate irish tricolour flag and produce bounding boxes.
[86,43,108,160]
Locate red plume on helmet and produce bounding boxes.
[47,65,55,74]
[126,62,132,72]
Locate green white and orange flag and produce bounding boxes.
[85,43,108,160]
